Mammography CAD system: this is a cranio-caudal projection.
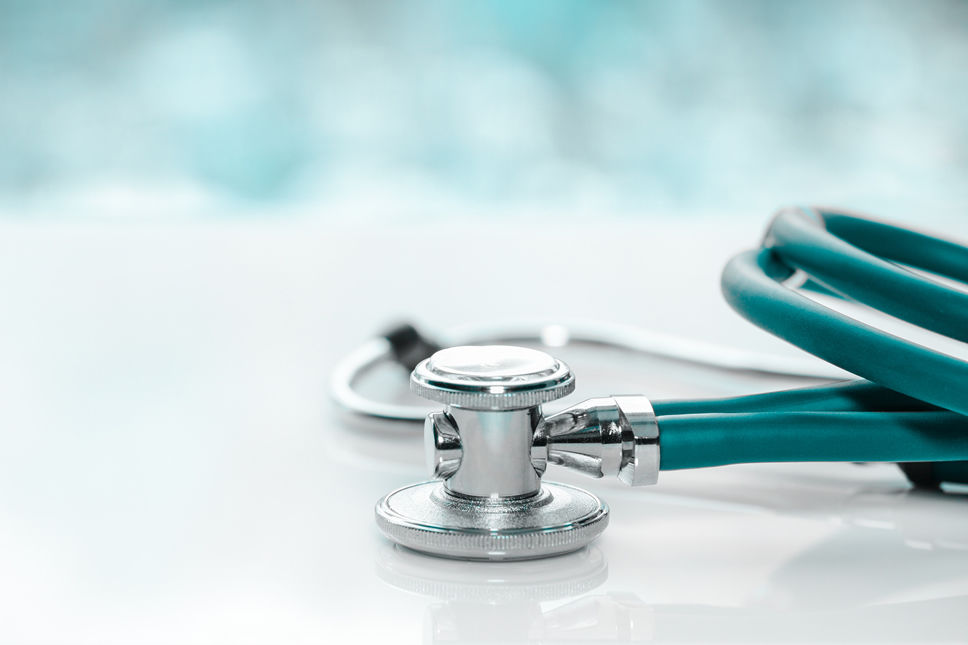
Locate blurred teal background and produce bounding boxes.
[1,0,966,219]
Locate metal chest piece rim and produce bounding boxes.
[376,481,608,561]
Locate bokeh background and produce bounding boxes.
[2,5,968,641]
[2,0,967,221]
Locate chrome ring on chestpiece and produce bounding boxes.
[375,345,660,561]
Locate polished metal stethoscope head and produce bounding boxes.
[410,345,575,410]
[375,345,659,561]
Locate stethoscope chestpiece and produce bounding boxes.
[376,345,609,561]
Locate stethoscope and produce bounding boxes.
[333,206,968,561]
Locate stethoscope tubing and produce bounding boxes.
[332,207,968,483]
[721,207,968,416]
[660,206,968,476]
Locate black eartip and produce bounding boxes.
[381,323,443,371]
[897,462,941,490]
[898,461,968,490]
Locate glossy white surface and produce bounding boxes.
[0,216,965,643]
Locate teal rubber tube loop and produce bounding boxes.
[822,213,968,284]
[768,208,968,343]
[660,208,968,478]
[720,248,968,416]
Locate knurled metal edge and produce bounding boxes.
[375,509,608,561]
[375,488,608,561]
[409,376,575,410]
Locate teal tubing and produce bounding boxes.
[659,412,968,470]
[767,209,968,343]
[721,246,968,415]
[652,379,940,417]
[658,207,968,485]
